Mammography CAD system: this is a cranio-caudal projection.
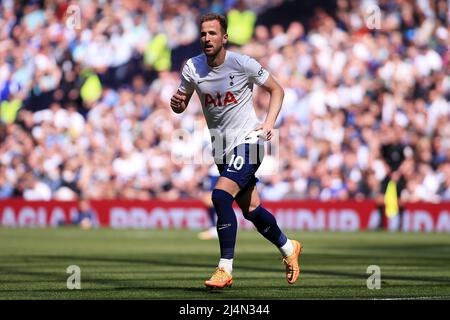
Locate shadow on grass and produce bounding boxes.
[1,251,450,295]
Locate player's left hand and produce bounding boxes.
[254,123,273,141]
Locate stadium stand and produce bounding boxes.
[0,0,449,206]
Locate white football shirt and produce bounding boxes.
[178,51,269,161]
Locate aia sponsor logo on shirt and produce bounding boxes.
[204,91,237,107]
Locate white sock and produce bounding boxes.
[218,258,233,274]
[278,239,294,258]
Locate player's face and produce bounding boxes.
[200,20,227,56]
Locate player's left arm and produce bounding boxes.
[256,75,284,141]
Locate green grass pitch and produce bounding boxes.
[0,227,449,300]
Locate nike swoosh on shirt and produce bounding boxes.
[197,80,206,84]
[226,169,238,173]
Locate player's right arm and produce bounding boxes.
[171,60,195,114]
[170,90,192,114]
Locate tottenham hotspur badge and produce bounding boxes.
[229,74,234,86]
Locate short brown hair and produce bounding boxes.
[200,13,227,34]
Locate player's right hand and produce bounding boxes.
[170,92,186,113]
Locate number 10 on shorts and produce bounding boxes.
[229,154,244,171]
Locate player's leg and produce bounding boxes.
[235,184,303,284]
[235,184,287,248]
[204,176,240,288]
[212,176,240,266]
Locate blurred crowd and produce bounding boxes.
[0,0,449,204]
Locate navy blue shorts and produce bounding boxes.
[216,143,264,197]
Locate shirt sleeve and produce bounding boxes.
[244,56,270,86]
[178,61,195,95]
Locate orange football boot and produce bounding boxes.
[282,240,302,284]
[204,267,233,289]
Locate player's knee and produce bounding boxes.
[240,204,259,217]
[243,205,262,221]
[211,189,234,209]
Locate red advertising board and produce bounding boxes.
[386,202,450,232]
[0,199,449,232]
